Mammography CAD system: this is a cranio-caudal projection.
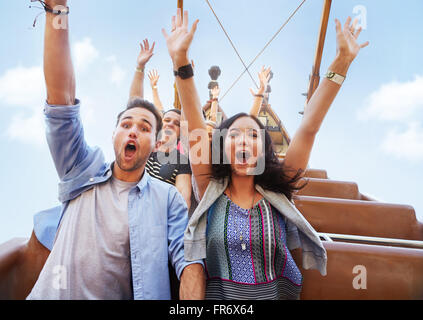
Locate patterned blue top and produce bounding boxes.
[205,193,303,300]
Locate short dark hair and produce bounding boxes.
[116,98,163,136]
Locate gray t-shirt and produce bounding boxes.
[27,177,137,300]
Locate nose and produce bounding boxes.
[236,132,248,147]
[128,126,138,139]
[165,122,175,130]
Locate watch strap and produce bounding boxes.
[325,70,345,85]
[174,64,194,80]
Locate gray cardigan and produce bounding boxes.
[184,177,327,276]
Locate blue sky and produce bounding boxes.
[0,0,422,243]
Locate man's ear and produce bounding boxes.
[112,130,116,144]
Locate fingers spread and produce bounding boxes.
[354,27,362,39]
[183,10,189,28]
[360,41,370,49]
[351,17,359,32]
[344,16,352,31]
[176,8,182,27]
[335,18,342,35]
[162,28,169,40]
[190,19,199,36]
[172,16,176,31]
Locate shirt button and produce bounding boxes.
[89,178,94,182]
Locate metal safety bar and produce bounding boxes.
[318,232,423,249]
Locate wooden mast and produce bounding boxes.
[306,0,332,103]
[173,0,184,110]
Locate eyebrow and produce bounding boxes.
[121,116,153,128]
[229,128,258,132]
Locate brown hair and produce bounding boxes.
[116,98,163,136]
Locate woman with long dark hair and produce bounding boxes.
[163,9,369,299]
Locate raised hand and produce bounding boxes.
[250,66,271,97]
[42,0,68,7]
[335,17,369,66]
[137,39,155,69]
[162,9,199,66]
[148,70,160,88]
[211,86,220,100]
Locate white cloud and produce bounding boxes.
[0,66,44,108]
[0,37,128,150]
[381,122,423,162]
[359,76,423,162]
[359,75,423,122]
[6,111,45,146]
[105,55,127,86]
[73,37,99,72]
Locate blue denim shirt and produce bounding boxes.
[34,100,202,300]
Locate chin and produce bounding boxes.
[116,155,145,173]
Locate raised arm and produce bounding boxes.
[42,2,105,181]
[249,66,271,117]
[147,69,164,113]
[44,0,75,106]
[209,86,220,123]
[129,39,155,99]
[175,174,192,211]
[283,17,369,179]
[162,10,211,200]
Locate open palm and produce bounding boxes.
[336,17,369,63]
[137,39,155,67]
[162,9,199,61]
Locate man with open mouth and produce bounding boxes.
[22,0,204,300]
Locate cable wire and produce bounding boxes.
[212,0,308,101]
[205,0,258,89]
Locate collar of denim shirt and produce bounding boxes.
[104,162,151,193]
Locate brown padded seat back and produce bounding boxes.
[294,195,423,241]
[296,178,360,200]
[304,169,328,179]
[293,242,423,300]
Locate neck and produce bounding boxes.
[158,144,175,153]
[229,173,255,197]
[112,163,145,183]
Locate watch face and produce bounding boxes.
[327,72,335,79]
[177,64,194,79]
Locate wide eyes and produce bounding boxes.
[228,130,258,139]
[163,118,180,127]
[121,121,150,132]
[121,122,131,129]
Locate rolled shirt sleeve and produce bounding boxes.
[44,99,106,202]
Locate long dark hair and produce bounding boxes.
[210,113,305,200]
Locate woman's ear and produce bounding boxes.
[154,140,162,152]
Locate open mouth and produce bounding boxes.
[164,129,174,136]
[124,142,137,159]
[235,150,251,164]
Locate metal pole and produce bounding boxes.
[319,233,423,249]
[173,0,184,110]
[306,0,332,104]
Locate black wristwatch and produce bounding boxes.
[174,64,194,80]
